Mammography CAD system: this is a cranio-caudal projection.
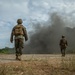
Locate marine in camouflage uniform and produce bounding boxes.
[59,35,68,57]
[10,19,28,60]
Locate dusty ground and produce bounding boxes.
[0,54,74,63]
[0,54,75,75]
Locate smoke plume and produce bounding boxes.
[24,13,75,54]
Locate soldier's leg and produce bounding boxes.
[20,38,24,55]
[60,47,64,56]
[15,39,20,60]
[18,48,22,61]
[18,38,24,60]
[61,47,63,56]
[16,48,20,59]
[62,49,65,57]
[63,48,66,56]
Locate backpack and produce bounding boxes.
[60,39,67,46]
[13,25,24,35]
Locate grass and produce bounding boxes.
[60,56,75,71]
[0,49,9,54]
[0,55,75,75]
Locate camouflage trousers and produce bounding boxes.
[60,45,66,56]
[14,38,24,56]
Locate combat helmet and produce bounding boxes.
[62,35,65,38]
[17,19,23,24]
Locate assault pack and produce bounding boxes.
[13,25,24,36]
[60,38,67,46]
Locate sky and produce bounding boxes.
[0,0,75,48]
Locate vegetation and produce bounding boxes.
[0,47,14,54]
[61,56,75,71]
[0,47,9,54]
[0,56,75,75]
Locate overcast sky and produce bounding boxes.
[0,0,75,48]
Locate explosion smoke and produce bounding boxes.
[24,13,75,54]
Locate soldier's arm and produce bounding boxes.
[10,27,14,43]
[66,40,68,46]
[23,26,28,41]
[59,40,61,46]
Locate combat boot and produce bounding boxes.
[62,53,65,57]
[16,56,19,60]
[18,55,21,61]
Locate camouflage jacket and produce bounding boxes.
[10,24,28,42]
[59,38,68,46]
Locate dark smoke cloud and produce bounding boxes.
[24,13,75,54]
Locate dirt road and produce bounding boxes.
[0,54,75,75]
[0,54,74,63]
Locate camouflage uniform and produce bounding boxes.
[10,19,28,60]
[59,36,68,57]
